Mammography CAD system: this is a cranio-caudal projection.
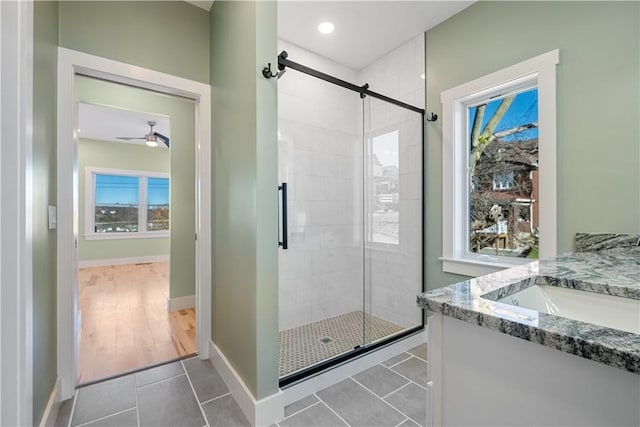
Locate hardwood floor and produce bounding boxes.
[78,261,196,383]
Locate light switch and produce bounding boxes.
[48,205,57,230]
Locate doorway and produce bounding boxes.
[75,85,198,383]
[57,48,211,398]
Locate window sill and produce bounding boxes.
[439,256,533,278]
[84,231,169,241]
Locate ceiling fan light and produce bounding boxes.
[146,139,158,147]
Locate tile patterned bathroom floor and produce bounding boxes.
[280,311,405,377]
[56,344,428,427]
[277,345,428,427]
[55,357,245,427]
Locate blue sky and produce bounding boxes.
[95,174,168,206]
[147,177,170,206]
[469,88,538,142]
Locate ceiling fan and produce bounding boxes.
[117,120,169,148]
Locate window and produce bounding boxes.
[492,171,515,191]
[147,177,170,231]
[440,50,558,276]
[94,174,139,232]
[85,167,169,239]
[369,130,400,245]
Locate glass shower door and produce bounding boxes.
[277,73,366,379]
[277,61,424,383]
[362,96,424,347]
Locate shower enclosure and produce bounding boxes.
[276,51,424,385]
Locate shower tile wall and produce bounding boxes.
[278,40,362,330]
[356,35,425,329]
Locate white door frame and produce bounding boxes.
[0,0,34,425]
[57,48,211,399]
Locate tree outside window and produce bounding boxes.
[467,87,539,259]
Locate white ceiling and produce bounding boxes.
[185,0,214,11]
[277,1,473,70]
[78,103,170,148]
[185,1,474,69]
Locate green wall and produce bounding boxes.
[58,1,210,84]
[30,1,209,422]
[424,1,640,290]
[210,0,279,400]
[78,138,170,261]
[76,75,196,299]
[32,1,58,423]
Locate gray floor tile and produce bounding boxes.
[55,398,73,427]
[398,418,420,427]
[279,402,347,427]
[284,394,320,418]
[182,358,229,402]
[382,353,411,367]
[82,408,138,427]
[71,375,136,426]
[137,375,205,427]
[135,361,185,387]
[317,378,405,426]
[407,344,428,361]
[384,383,427,427]
[353,365,409,397]
[202,394,250,427]
[390,357,428,387]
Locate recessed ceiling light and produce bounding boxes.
[318,22,335,35]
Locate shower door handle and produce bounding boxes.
[278,182,288,249]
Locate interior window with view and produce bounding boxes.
[468,87,538,259]
[95,174,139,233]
[147,177,169,231]
[93,173,169,234]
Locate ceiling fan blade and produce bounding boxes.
[116,136,145,140]
[153,132,170,148]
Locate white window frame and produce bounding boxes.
[440,50,559,277]
[84,166,170,240]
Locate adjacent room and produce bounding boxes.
[75,76,198,383]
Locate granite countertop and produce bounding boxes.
[417,250,640,374]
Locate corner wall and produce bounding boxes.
[210,0,279,401]
[425,1,640,290]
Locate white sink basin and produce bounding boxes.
[496,285,640,334]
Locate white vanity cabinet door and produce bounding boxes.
[428,312,640,427]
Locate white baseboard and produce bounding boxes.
[78,254,169,268]
[167,294,196,311]
[282,330,427,405]
[209,340,284,427]
[38,377,62,427]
